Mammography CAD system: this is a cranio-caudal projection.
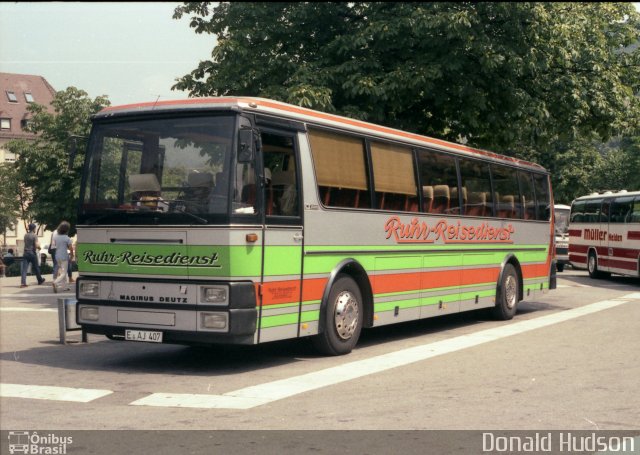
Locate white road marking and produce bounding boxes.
[0,307,56,312]
[131,292,640,410]
[1,293,75,297]
[0,384,112,402]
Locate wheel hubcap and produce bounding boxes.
[505,275,517,309]
[588,255,596,273]
[334,291,359,340]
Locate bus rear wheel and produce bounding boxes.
[492,263,518,320]
[312,275,363,356]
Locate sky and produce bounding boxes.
[2,2,640,108]
[0,2,215,106]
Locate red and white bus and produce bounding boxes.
[568,190,640,278]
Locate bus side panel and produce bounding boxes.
[302,210,551,330]
[373,256,423,324]
[602,221,640,277]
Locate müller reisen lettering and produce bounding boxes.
[384,216,515,244]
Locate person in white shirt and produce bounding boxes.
[52,221,75,293]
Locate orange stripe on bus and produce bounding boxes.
[260,277,327,306]
[259,264,547,306]
[373,267,501,295]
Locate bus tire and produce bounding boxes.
[492,263,518,320]
[556,263,564,272]
[312,275,363,356]
[588,251,610,279]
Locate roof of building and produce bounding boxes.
[0,72,56,141]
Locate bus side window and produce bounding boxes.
[370,141,418,212]
[533,173,550,221]
[629,196,640,223]
[584,199,602,223]
[570,200,585,223]
[518,171,537,220]
[492,165,522,219]
[309,129,371,209]
[418,150,459,215]
[459,158,492,217]
[610,197,633,224]
[262,133,300,217]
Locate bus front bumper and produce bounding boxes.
[76,279,258,345]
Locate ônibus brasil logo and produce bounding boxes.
[8,431,72,454]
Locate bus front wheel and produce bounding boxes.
[312,275,363,356]
[492,263,518,320]
[588,251,610,279]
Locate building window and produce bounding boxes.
[6,91,18,103]
[1,118,10,130]
[24,92,34,103]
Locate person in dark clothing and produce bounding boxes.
[20,224,46,288]
[3,249,15,266]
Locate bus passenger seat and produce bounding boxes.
[422,186,434,212]
[450,187,466,214]
[523,197,535,219]
[465,191,486,217]
[432,185,450,213]
[498,195,515,218]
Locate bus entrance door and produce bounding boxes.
[257,130,304,343]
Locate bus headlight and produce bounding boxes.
[200,286,228,305]
[79,281,100,298]
[80,306,100,321]
[200,312,228,330]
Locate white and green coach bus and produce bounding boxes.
[75,97,556,355]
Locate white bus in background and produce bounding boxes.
[568,190,640,278]
[553,204,571,272]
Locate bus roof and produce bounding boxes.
[96,96,547,172]
[573,190,640,202]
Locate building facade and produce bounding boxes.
[1,72,56,255]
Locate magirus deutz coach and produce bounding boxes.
[75,97,556,355]
[568,190,640,279]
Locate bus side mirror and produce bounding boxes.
[238,129,255,163]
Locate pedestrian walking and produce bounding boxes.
[20,224,46,288]
[52,221,75,293]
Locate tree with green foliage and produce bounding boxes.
[5,87,109,232]
[0,163,23,238]
[173,2,640,202]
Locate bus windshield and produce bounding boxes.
[79,115,235,225]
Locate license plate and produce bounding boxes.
[125,329,163,343]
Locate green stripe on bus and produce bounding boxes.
[259,309,320,329]
[302,247,548,274]
[373,289,496,312]
[77,243,263,276]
